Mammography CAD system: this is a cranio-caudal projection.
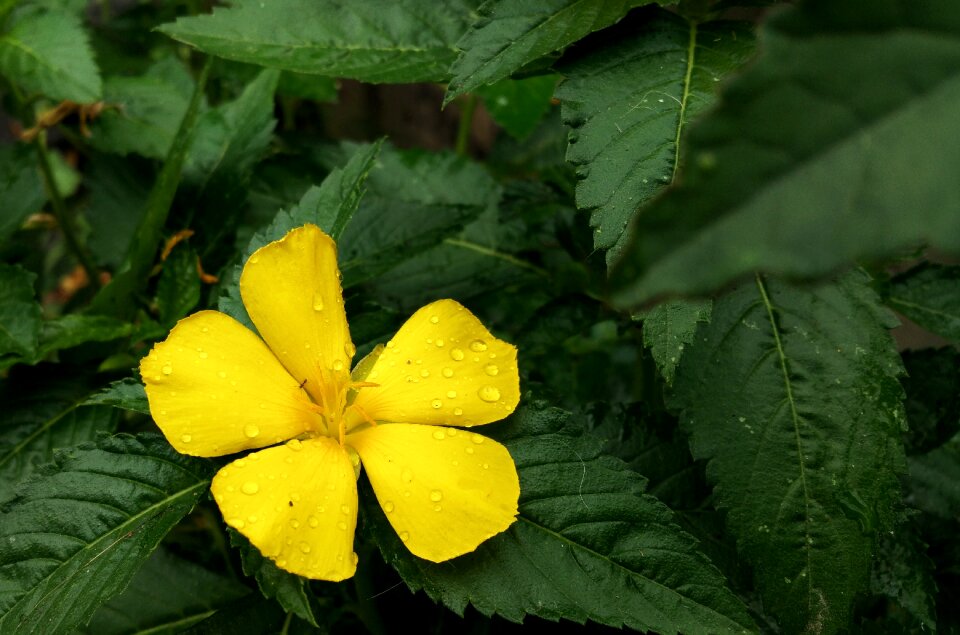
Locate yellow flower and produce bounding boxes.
[140,224,521,581]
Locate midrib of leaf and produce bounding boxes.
[887,296,957,321]
[670,19,697,182]
[517,514,742,627]
[133,610,217,635]
[443,238,548,275]
[10,479,209,625]
[175,33,452,56]
[0,396,89,470]
[754,273,813,607]
[0,34,89,100]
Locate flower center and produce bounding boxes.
[300,366,378,446]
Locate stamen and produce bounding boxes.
[351,403,378,428]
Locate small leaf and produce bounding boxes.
[0,8,101,102]
[365,402,756,634]
[445,0,665,103]
[159,0,473,84]
[555,9,755,264]
[610,1,960,305]
[156,243,201,327]
[670,271,907,633]
[82,377,149,414]
[0,144,45,244]
[228,530,320,627]
[37,314,132,359]
[79,549,250,635]
[476,75,557,139]
[0,433,214,635]
[641,298,712,385]
[0,264,41,364]
[909,433,960,519]
[887,264,960,344]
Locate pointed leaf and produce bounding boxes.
[0,433,214,635]
[555,10,755,264]
[670,272,907,633]
[446,0,666,103]
[0,144,45,244]
[641,298,711,385]
[37,315,132,359]
[82,377,149,414]
[611,1,960,306]
[159,0,474,84]
[0,9,101,102]
[365,402,756,634]
[909,433,960,519]
[887,264,960,344]
[0,264,40,365]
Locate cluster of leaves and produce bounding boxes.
[1,0,958,633]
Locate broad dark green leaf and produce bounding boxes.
[901,348,960,455]
[37,315,132,359]
[156,244,201,327]
[887,264,960,344]
[0,145,45,244]
[641,298,711,385]
[0,8,101,102]
[445,0,663,103]
[79,549,250,635]
[0,433,214,635]
[89,57,196,159]
[0,264,40,364]
[159,0,474,84]
[556,10,755,265]
[611,1,960,306]
[476,75,557,139]
[909,433,960,519]
[365,402,756,634]
[182,596,286,635]
[84,156,151,269]
[218,141,382,327]
[82,377,149,414]
[228,530,320,627]
[869,513,937,632]
[671,272,906,633]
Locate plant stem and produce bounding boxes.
[455,94,478,156]
[34,135,102,291]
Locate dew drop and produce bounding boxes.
[290,519,301,529]
[287,439,303,451]
[241,482,260,495]
[431,399,442,409]
[482,463,489,470]
[345,341,356,358]
[312,293,324,311]
[454,407,463,416]
[340,504,350,515]
[244,424,260,438]
[430,490,443,502]
[450,348,465,361]
[383,501,395,513]
[180,434,192,443]
[442,367,454,378]
[337,521,347,530]
[400,531,410,542]
[433,505,442,512]
[430,315,439,324]
[484,364,499,376]
[308,515,319,527]
[230,518,245,529]
[471,434,485,445]
[161,364,173,375]
[201,326,209,333]
[299,542,312,554]
[386,341,395,349]
[447,428,458,436]
[478,385,501,402]
[249,255,260,264]
[470,339,488,352]
[420,369,430,378]
[465,447,475,455]
[435,338,445,347]
[218,370,227,379]
[447,390,457,399]
[432,429,446,440]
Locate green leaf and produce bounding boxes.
[83,156,151,269]
[476,75,557,139]
[79,549,250,635]
[181,596,287,635]
[901,348,960,455]
[277,71,338,102]
[338,146,501,288]
[218,140,382,327]
[0,264,40,363]
[0,8,101,102]
[641,298,711,385]
[82,377,149,414]
[365,402,756,634]
[228,530,320,628]
[670,272,907,633]
[611,1,960,306]
[0,144,45,244]
[869,513,937,632]
[445,0,664,103]
[89,57,196,159]
[887,264,960,344]
[156,243,201,327]
[0,433,214,635]
[909,433,960,519]
[37,314,132,359]
[159,0,474,84]
[556,10,755,265]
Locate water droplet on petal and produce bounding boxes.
[337,521,347,530]
[161,364,173,375]
[433,505,442,512]
[431,399,442,409]
[400,531,410,542]
[230,518,245,529]
[249,255,260,264]
[470,339,488,352]
[430,490,443,502]
[484,364,499,376]
[383,501,395,513]
[290,519,301,529]
[242,482,260,495]
[465,447,475,455]
[312,293,324,311]
[442,367,454,378]
[447,428,458,436]
[430,315,439,324]
[447,390,457,399]
[333,359,344,371]
[432,430,446,440]
[450,348,464,361]
[180,434,192,443]
[435,339,445,347]
[340,504,350,515]
[471,434,485,445]
[218,370,227,379]
[300,542,311,553]
[478,385,501,402]
[421,369,430,378]
[287,439,303,451]
[244,424,260,438]
[454,407,463,416]
[308,515,319,527]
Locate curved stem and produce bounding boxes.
[455,94,478,156]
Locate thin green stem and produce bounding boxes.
[455,94,478,156]
[279,610,294,635]
[34,134,102,291]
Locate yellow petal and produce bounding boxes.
[240,224,354,406]
[211,437,359,581]
[348,423,519,562]
[141,311,319,457]
[350,300,519,428]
